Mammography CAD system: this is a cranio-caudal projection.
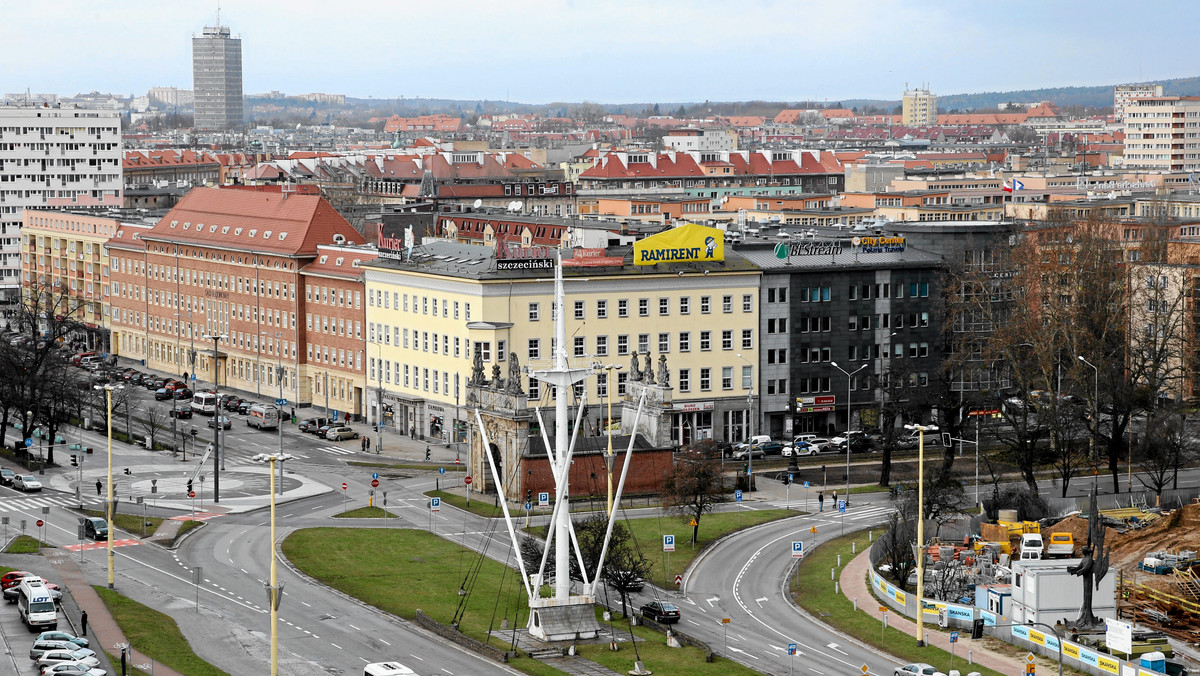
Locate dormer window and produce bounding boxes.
[209,225,218,233]
[278,233,287,240]
[248,229,257,237]
[221,227,230,234]
[319,255,328,264]
[234,228,242,236]
[263,231,272,239]
[170,220,178,228]
[335,257,344,266]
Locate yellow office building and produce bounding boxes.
[362,229,760,446]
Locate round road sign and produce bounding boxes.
[464,476,473,485]
[188,491,195,498]
[342,482,348,490]
[36,519,43,527]
[371,479,379,488]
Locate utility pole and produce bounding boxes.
[204,333,228,503]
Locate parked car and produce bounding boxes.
[1,570,31,590]
[732,446,765,460]
[299,417,329,433]
[41,661,107,676]
[325,426,359,441]
[30,639,84,660]
[38,648,101,670]
[207,416,232,430]
[756,441,785,455]
[237,401,256,415]
[222,397,243,412]
[219,394,240,409]
[315,424,334,438]
[173,387,193,400]
[128,373,146,385]
[835,436,874,454]
[639,600,680,624]
[40,663,107,676]
[894,664,945,676]
[144,378,165,390]
[0,467,14,485]
[169,406,193,419]
[14,474,42,492]
[154,388,172,401]
[89,371,110,385]
[162,379,186,391]
[733,434,772,452]
[35,631,89,649]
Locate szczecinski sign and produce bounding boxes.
[634,223,725,266]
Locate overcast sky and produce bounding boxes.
[4,0,1197,104]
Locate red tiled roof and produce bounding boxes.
[138,187,355,256]
[123,149,220,169]
[299,246,377,278]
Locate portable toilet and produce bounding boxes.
[1140,651,1166,673]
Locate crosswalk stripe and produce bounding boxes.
[318,446,355,455]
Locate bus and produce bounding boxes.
[191,391,218,415]
[364,664,416,676]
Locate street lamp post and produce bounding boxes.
[273,332,284,493]
[594,362,623,513]
[251,452,292,676]
[203,333,228,503]
[376,343,384,456]
[1078,355,1099,461]
[736,353,756,491]
[904,422,932,647]
[831,361,867,505]
[94,383,123,589]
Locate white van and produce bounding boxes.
[191,391,218,415]
[17,576,57,630]
[247,404,279,430]
[1019,533,1044,561]
[78,355,104,368]
[364,663,416,676]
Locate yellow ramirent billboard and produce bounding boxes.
[633,223,725,266]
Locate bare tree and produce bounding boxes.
[139,406,168,451]
[661,440,728,544]
[1135,414,1191,501]
[877,505,917,588]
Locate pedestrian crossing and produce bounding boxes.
[761,500,896,523]
[64,538,142,552]
[316,445,358,456]
[0,493,101,512]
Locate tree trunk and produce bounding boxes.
[878,447,893,487]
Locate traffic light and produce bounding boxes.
[971,618,984,640]
[525,489,533,504]
[123,468,131,476]
[186,479,194,494]
[780,473,791,486]
[70,456,77,467]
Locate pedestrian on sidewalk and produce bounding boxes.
[831,490,837,507]
[410,425,416,439]
[80,610,88,636]
[361,437,367,453]
[365,437,371,452]
[95,479,102,496]
[818,491,824,512]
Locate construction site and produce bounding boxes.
[877,494,1200,675]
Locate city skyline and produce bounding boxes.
[4,0,1199,105]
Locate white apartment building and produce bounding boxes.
[902,87,937,126]
[1114,83,1164,122]
[1122,96,1200,172]
[664,128,737,152]
[0,105,123,301]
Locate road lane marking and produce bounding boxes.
[705,596,720,607]
[410,654,425,661]
[331,642,342,650]
[755,596,768,607]
[826,643,846,655]
[379,639,390,646]
[348,624,361,631]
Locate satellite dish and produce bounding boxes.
[514,201,523,211]
[472,199,483,210]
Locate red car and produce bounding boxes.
[163,380,187,391]
[1,570,30,590]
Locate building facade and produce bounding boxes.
[1114,84,1164,122]
[19,210,123,349]
[1122,96,1200,171]
[299,245,372,422]
[192,25,243,131]
[362,230,761,446]
[106,188,357,406]
[902,88,938,127]
[0,105,123,300]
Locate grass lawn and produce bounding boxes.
[579,608,759,676]
[93,586,233,676]
[82,508,163,538]
[427,491,662,520]
[4,534,48,553]
[333,506,399,519]
[283,528,742,676]
[790,531,1006,676]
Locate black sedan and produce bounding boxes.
[169,407,193,419]
[154,388,172,401]
[207,415,232,430]
[639,600,680,624]
[173,387,193,400]
[237,401,256,415]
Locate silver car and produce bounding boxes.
[14,474,42,491]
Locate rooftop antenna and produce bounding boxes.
[216,0,221,26]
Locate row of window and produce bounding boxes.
[305,284,361,308]
[369,289,472,321]
[556,294,755,321]
[307,314,363,339]
[306,343,362,371]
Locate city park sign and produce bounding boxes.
[773,235,906,260]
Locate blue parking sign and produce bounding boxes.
[734,489,743,502]
[838,500,846,513]
[538,491,550,507]
[950,631,959,643]
[791,541,803,558]
[663,534,675,552]
[788,643,798,655]
[430,497,441,511]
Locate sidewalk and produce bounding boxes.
[47,549,186,676]
[839,549,1025,674]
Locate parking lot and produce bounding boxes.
[0,554,107,676]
